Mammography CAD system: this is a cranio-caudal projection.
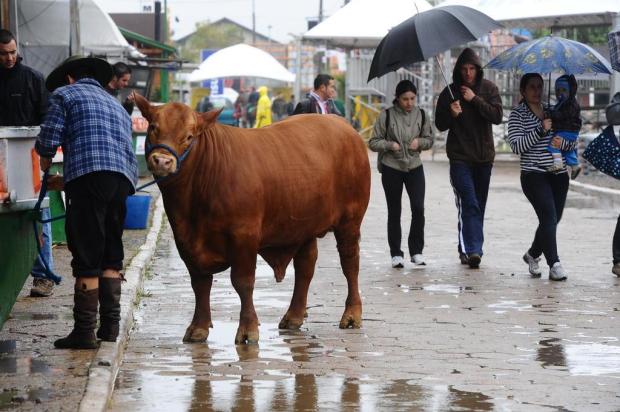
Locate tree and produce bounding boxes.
[179,21,245,62]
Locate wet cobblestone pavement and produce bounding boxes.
[110,160,620,411]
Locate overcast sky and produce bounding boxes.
[100,0,346,43]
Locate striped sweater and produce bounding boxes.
[506,102,576,173]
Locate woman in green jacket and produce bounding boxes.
[368,80,434,268]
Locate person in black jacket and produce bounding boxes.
[293,73,339,115]
[0,29,56,297]
[434,48,503,269]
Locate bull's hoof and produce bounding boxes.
[234,327,259,345]
[183,325,209,342]
[278,314,304,330]
[339,313,362,329]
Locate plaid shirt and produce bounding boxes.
[35,78,138,188]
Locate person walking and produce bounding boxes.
[0,29,57,297]
[254,86,272,128]
[368,80,434,268]
[292,74,337,115]
[506,73,576,281]
[434,48,503,269]
[35,55,138,348]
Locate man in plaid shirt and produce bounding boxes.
[35,56,138,349]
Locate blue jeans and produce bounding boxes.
[449,161,492,256]
[31,208,54,278]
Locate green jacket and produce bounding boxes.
[368,105,434,172]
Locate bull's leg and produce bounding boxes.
[183,274,214,343]
[230,251,259,344]
[334,224,363,329]
[279,238,318,329]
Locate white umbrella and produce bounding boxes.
[303,0,433,48]
[189,44,295,83]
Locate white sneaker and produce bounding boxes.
[411,254,426,266]
[549,262,567,281]
[391,256,405,268]
[522,252,541,277]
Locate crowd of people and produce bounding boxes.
[368,47,620,281]
[2,27,619,352]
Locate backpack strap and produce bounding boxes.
[384,108,390,138]
[420,108,425,132]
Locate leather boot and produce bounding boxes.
[54,287,99,349]
[97,277,122,342]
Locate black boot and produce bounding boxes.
[54,287,99,349]
[97,277,122,342]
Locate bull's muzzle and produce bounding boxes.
[147,152,178,177]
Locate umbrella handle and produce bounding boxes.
[435,56,455,101]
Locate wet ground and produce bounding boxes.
[0,182,159,411]
[109,160,620,411]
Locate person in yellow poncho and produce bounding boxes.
[254,86,272,128]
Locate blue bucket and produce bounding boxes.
[124,195,151,230]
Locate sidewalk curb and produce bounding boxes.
[78,194,165,412]
[569,180,620,208]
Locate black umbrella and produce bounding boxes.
[368,5,502,98]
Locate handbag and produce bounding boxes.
[582,126,620,180]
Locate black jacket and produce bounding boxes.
[292,94,342,116]
[0,58,48,126]
[434,48,503,164]
[550,74,581,132]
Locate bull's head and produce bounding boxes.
[134,93,222,177]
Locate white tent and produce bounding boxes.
[189,44,295,83]
[440,0,619,29]
[303,0,433,48]
[16,0,134,76]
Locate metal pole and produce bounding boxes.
[319,0,324,22]
[160,0,169,102]
[435,55,454,100]
[295,36,302,104]
[69,0,80,56]
[252,0,256,45]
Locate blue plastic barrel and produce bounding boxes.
[124,195,151,229]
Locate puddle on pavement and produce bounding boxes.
[0,357,50,374]
[537,338,567,368]
[9,312,58,321]
[488,300,532,313]
[0,340,15,354]
[113,369,496,411]
[398,284,474,294]
[565,343,620,376]
[0,388,51,409]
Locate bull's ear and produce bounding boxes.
[134,92,153,121]
[197,108,223,129]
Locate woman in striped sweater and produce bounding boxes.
[506,73,576,281]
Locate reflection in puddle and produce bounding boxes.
[398,284,474,294]
[488,300,532,313]
[0,340,16,354]
[9,312,58,321]
[537,338,567,368]
[565,344,620,376]
[0,388,51,408]
[0,357,50,374]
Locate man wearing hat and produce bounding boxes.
[35,55,138,349]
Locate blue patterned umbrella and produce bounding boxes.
[486,35,612,75]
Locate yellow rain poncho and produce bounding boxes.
[254,86,272,128]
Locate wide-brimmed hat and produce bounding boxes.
[45,55,113,92]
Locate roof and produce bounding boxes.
[119,28,177,54]
[109,13,166,40]
[175,17,282,46]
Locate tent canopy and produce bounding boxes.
[303,0,433,48]
[189,44,295,83]
[441,0,619,29]
[17,0,133,76]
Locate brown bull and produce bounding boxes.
[135,94,370,344]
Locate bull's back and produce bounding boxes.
[223,115,370,239]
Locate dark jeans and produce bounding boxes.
[65,172,132,278]
[614,214,620,264]
[520,171,569,266]
[449,161,492,256]
[381,165,425,257]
